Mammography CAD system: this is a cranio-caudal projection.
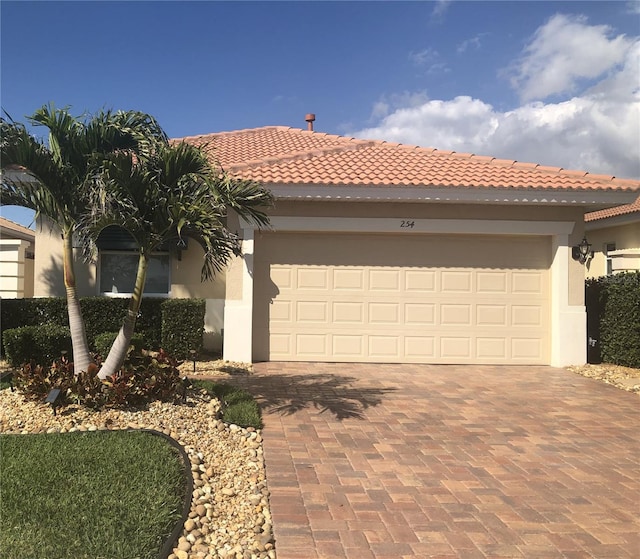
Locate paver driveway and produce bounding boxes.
[237,364,640,559]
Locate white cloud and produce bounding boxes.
[409,48,450,74]
[431,0,451,22]
[409,48,438,66]
[508,14,633,102]
[349,19,640,179]
[368,91,431,121]
[457,33,488,54]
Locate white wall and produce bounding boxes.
[0,239,33,298]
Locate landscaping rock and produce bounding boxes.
[0,385,276,559]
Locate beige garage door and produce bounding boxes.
[253,232,551,364]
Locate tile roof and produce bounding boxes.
[585,195,640,222]
[178,126,640,192]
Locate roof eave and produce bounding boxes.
[265,183,640,207]
[585,211,640,231]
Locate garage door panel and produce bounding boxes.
[254,232,550,364]
[476,305,508,326]
[405,270,436,291]
[333,269,364,290]
[333,301,365,323]
[477,338,507,359]
[270,300,292,322]
[405,336,436,358]
[405,303,436,325]
[441,271,473,292]
[296,301,328,323]
[441,337,472,358]
[297,334,327,356]
[512,305,543,327]
[297,268,329,290]
[477,271,508,293]
[369,269,401,291]
[270,333,291,356]
[512,272,544,294]
[441,304,472,325]
[512,338,543,360]
[369,336,399,357]
[369,302,400,324]
[333,335,364,358]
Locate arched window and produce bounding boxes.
[96,226,170,296]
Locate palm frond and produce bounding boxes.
[0,118,71,223]
[215,174,274,227]
[85,140,262,281]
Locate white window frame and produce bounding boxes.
[98,250,171,298]
[604,242,616,276]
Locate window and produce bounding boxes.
[99,252,170,295]
[96,226,170,296]
[605,242,616,276]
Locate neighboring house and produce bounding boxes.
[0,216,35,298]
[34,124,639,366]
[584,195,640,278]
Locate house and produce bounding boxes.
[0,216,35,298]
[584,195,640,278]
[33,123,640,367]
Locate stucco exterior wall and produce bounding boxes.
[170,242,226,351]
[23,249,34,298]
[585,220,640,278]
[34,217,226,352]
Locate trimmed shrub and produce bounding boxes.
[2,327,33,367]
[0,298,68,355]
[137,299,163,350]
[598,272,640,368]
[94,331,145,360]
[161,299,205,359]
[80,297,164,351]
[1,297,172,356]
[80,298,129,349]
[1,297,204,362]
[2,324,72,367]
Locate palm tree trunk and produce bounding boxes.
[63,232,93,374]
[98,254,148,379]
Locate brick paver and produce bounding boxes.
[234,364,640,558]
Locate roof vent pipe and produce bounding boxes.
[305,113,316,131]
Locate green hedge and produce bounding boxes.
[586,272,640,368]
[0,297,165,353]
[3,324,72,367]
[161,299,206,359]
[1,297,205,364]
[94,331,145,360]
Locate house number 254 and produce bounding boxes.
[400,220,415,228]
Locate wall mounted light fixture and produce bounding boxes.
[572,236,593,264]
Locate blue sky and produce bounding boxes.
[2,0,639,227]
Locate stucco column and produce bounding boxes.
[550,234,587,367]
[223,227,255,362]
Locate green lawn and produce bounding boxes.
[0,430,188,559]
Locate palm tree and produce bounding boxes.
[84,141,273,379]
[0,104,167,374]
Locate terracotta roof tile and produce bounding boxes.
[176,126,640,193]
[585,195,640,222]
